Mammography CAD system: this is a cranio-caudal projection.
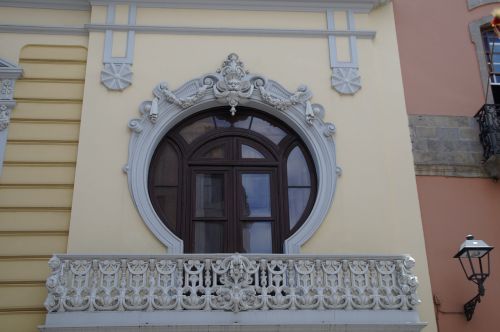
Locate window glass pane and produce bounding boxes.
[195,174,225,218]
[288,188,310,229]
[287,146,311,186]
[214,115,231,128]
[242,222,272,253]
[179,116,215,143]
[241,144,265,159]
[233,115,252,129]
[151,142,178,186]
[492,53,500,64]
[250,117,286,144]
[153,188,177,232]
[241,173,271,217]
[201,145,225,159]
[194,222,224,253]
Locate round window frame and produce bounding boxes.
[127,75,338,254]
[148,107,318,253]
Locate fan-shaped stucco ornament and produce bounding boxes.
[126,53,339,254]
[331,67,361,95]
[101,63,133,91]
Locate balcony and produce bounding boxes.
[39,253,425,332]
[476,104,500,178]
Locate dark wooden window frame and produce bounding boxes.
[148,107,317,253]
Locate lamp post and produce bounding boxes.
[454,235,494,321]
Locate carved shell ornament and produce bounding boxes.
[138,53,326,126]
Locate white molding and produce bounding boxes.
[0,0,390,13]
[0,58,23,177]
[0,0,90,11]
[327,9,362,94]
[87,23,377,38]
[0,23,377,38]
[41,311,425,332]
[101,4,137,91]
[0,24,87,35]
[126,54,338,254]
[91,0,391,13]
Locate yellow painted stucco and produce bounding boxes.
[0,16,88,329]
[0,7,89,26]
[135,7,327,29]
[0,3,437,332]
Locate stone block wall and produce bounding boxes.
[409,115,487,177]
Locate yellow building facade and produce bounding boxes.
[0,1,437,331]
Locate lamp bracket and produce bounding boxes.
[464,293,482,321]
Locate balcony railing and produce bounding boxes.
[41,253,424,331]
[476,104,500,178]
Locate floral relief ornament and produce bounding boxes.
[101,63,133,91]
[213,53,254,116]
[0,79,13,99]
[0,104,11,131]
[331,67,361,95]
[140,53,317,124]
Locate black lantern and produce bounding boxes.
[454,235,494,321]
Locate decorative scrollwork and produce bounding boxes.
[213,53,253,116]
[44,254,421,313]
[132,54,319,128]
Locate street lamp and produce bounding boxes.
[454,235,494,321]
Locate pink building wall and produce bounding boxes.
[394,1,500,331]
[394,0,498,116]
[416,177,500,331]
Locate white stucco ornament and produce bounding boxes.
[126,53,339,254]
[100,63,133,91]
[44,253,420,313]
[331,67,361,95]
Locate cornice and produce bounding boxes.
[0,58,23,80]
[92,0,389,12]
[0,0,390,13]
[0,24,87,36]
[0,0,90,11]
[86,24,377,38]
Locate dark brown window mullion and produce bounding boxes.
[188,168,231,253]
[235,167,278,253]
[277,157,288,251]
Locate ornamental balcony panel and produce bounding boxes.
[476,104,500,178]
[40,253,425,332]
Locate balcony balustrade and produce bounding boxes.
[40,253,425,332]
[476,104,500,178]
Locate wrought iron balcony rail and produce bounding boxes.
[475,104,500,161]
[44,253,420,314]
